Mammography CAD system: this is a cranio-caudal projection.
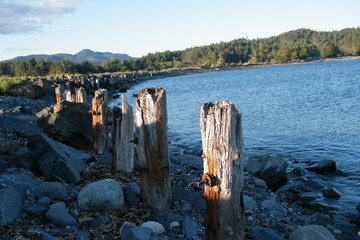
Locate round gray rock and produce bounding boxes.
[289,225,336,240]
[78,179,124,211]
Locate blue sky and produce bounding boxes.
[0,0,359,61]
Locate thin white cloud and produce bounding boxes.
[0,0,86,34]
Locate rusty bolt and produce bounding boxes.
[197,172,216,187]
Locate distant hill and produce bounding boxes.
[5,49,133,64]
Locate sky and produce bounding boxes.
[0,0,359,61]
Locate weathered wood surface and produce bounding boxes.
[200,101,245,240]
[91,89,108,154]
[135,87,172,210]
[75,87,87,104]
[65,90,73,102]
[112,94,134,172]
[55,86,64,104]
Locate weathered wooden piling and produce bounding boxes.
[55,86,64,104]
[112,94,134,172]
[90,89,108,154]
[135,87,172,210]
[65,90,73,102]
[199,101,245,240]
[75,87,87,104]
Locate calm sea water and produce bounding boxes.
[115,59,360,212]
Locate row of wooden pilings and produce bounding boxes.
[57,86,245,240]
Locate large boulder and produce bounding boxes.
[289,225,336,240]
[37,101,92,149]
[247,155,288,189]
[78,179,124,212]
[27,134,86,184]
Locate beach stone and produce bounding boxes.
[244,195,257,211]
[24,205,48,217]
[78,179,124,211]
[124,182,141,206]
[171,154,203,169]
[28,228,58,240]
[46,202,77,226]
[332,217,357,235]
[141,221,165,235]
[0,169,40,195]
[322,188,341,199]
[291,167,305,176]
[170,221,180,228]
[307,160,336,174]
[310,213,333,225]
[289,225,336,240]
[0,185,23,224]
[247,155,288,189]
[182,216,199,240]
[27,134,86,184]
[254,178,268,188]
[36,101,92,149]
[88,216,112,227]
[261,200,288,214]
[33,182,69,200]
[172,185,205,210]
[37,196,51,207]
[248,226,283,240]
[119,222,163,240]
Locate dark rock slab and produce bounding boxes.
[0,185,23,224]
[322,188,341,199]
[27,134,86,184]
[247,155,288,189]
[36,101,92,149]
[307,160,337,174]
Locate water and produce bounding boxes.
[114,59,360,213]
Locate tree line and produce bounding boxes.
[1,28,359,77]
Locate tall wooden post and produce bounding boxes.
[65,90,73,102]
[91,89,108,154]
[200,101,245,240]
[55,86,64,104]
[135,87,172,210]
[112,94,135,172]
[75,87,87,104]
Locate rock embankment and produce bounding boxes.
[1,85,360,239]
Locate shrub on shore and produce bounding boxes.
[0,77,26,95]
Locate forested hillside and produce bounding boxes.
[1,28,359,77]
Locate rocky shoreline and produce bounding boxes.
[1,66,360,239]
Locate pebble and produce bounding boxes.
[170,221,180,228]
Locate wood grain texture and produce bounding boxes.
[91,89,108,155]
[112,94,134,172]
[135,87,172,210]
[200,101,245,240]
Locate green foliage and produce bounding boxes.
[0,77,26,94]
[1,28,359,76]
